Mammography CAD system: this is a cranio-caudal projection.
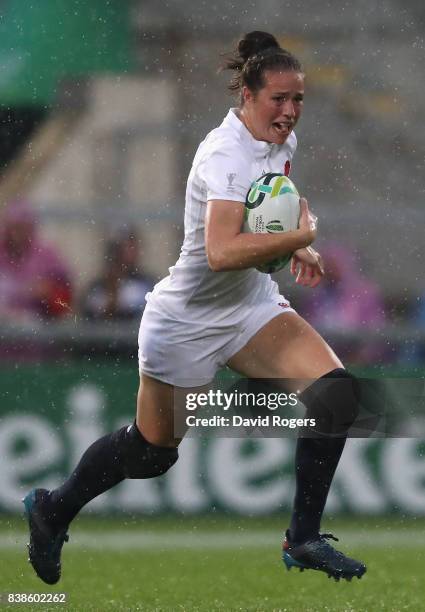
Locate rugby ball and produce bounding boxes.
[243,173,300,273]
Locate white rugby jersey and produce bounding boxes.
[147,108,297,322]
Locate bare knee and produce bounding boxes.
[136,418,180,448]
[136,374,179,448]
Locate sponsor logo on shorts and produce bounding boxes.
[278,301,289,308]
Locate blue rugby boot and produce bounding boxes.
[282,530,366,581]
[23,488,69,584]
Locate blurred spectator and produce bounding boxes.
[0,199,72,323]
[81,227,154,321]
[399,294,425,364]
[297,243,388,364]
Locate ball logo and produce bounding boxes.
[246,173,297,209]
[265,220,284,233]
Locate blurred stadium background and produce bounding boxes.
[1,1,425,609]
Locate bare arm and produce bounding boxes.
[205,197,317,272]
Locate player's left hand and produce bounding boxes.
[291,246,324,288]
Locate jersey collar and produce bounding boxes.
[224,108,274,158]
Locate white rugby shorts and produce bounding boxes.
[138,295,294,387]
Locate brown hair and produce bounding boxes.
[221,31,302,97]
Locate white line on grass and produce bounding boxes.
[1,530,424,551]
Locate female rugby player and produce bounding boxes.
[24,31,366,584]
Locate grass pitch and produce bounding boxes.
[1,515,424,611]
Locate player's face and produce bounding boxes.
[241,70,304,144]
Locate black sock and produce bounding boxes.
[43,422,178,531]
[289,436,346,543]
[289,369,359,544]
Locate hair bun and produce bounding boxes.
[220,31,300,94]
[238,31,280,62]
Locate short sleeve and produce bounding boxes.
[201,147,252,203]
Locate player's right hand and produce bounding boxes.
[298,197,317,246]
